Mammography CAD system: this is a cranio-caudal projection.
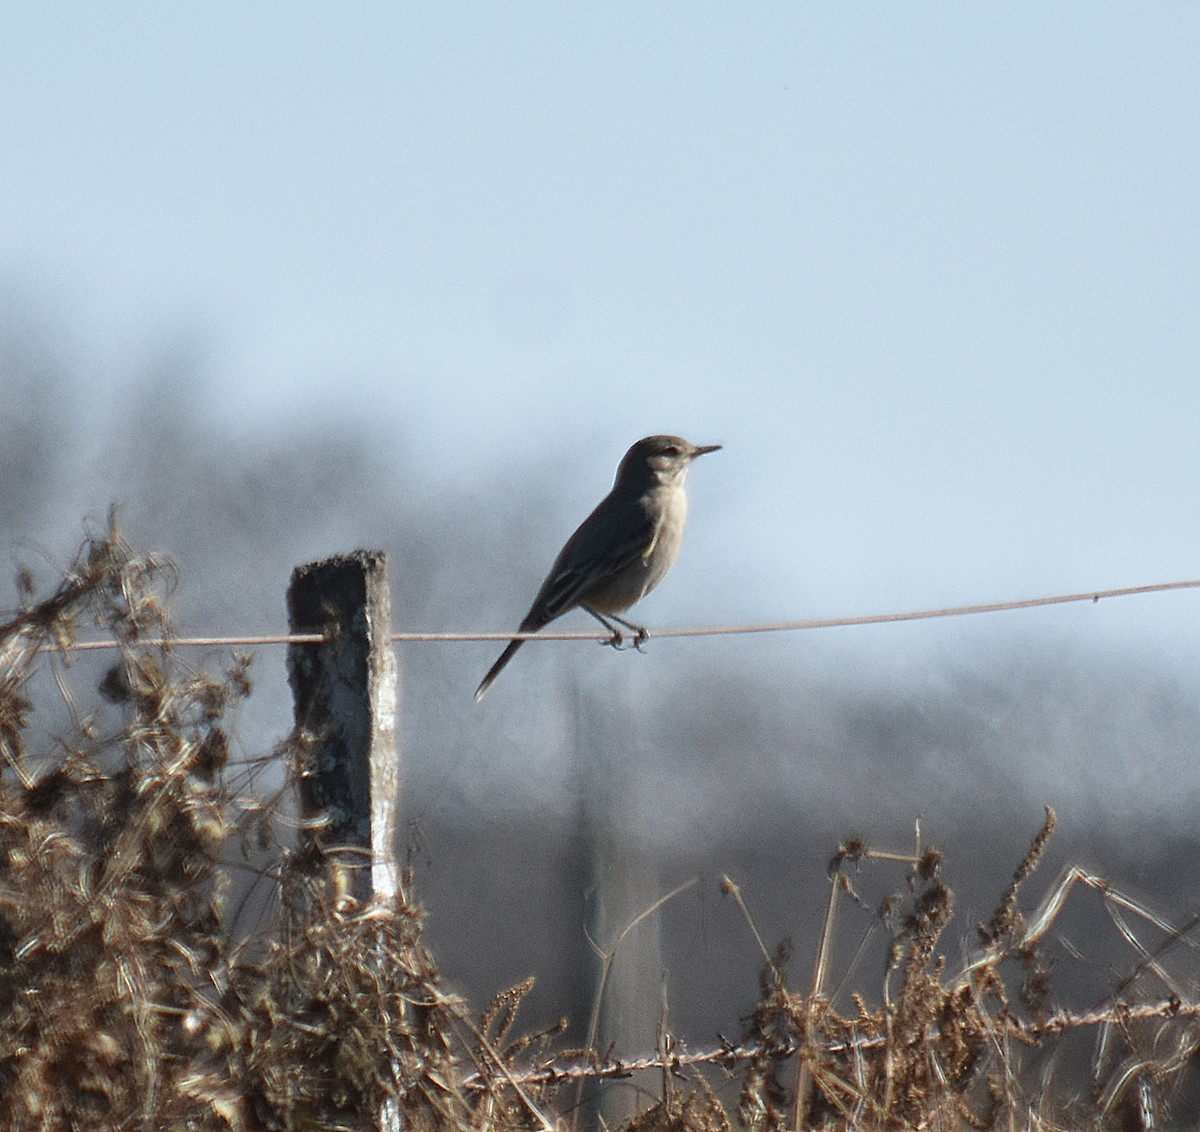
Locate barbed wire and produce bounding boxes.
[48,576,1200,653]
[457,995,1200,1090]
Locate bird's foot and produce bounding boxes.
[582,606,648,652]
[609,615,649,652]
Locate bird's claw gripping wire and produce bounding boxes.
[603,628,626,650]
[590,610,649,652]
[601,630,648,652]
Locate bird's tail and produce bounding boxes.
[474,638,525,701]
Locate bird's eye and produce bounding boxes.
[664,445,680,456]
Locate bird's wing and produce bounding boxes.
[520,498,657,629]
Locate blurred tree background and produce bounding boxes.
[3,298,1199,1052]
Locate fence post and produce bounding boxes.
[286,550,401,903]
[574,677,663,1132]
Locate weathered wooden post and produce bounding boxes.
[287,551,403,1130]
[286,549,401,902]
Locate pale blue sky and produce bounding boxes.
[3,3,1199,662]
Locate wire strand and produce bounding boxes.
[47,577,1200,652]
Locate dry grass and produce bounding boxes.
[2,519,1199,1130]
[0,520,480,1130]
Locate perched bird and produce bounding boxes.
[475,434,720,700]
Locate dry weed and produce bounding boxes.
[0,518,531,1130]
[3,519,1199,1131]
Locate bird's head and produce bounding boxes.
[616,435,721,488]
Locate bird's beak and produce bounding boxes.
[691,444,722,458]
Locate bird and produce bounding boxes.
[475,434,720,700]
